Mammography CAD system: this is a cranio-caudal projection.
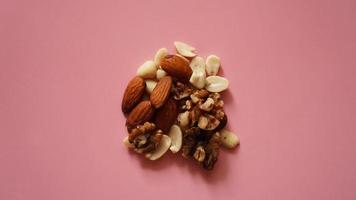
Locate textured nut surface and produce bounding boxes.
[205,76,229,93]
[206,55,220,76]
[193,146,206,162]
[126,101,155,129]
[150,76,172,108]
[220,129,240,149]
[154,48,169,66]
[137,60,157,79]
[189,70,206,89]
[156,69,167,80]
[177,111,190,127]
[161,55,192,82]
[155,98,178,133]
[121,76,145,113]
[174,41,196,57]
[146,135,171,160]
[168,125,182,153]
[199,97,215,112]
[145,80,157,94]
[190,56,205,71]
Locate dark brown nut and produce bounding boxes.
[172,82,194,100]
[181,127,200,158]
[155,98,178,133]
[126,101,155,130]
[160,55,193,82]
[215,114,227,131]
[150,76,173,109]
[203,132,221,170]
[122,76,146,113]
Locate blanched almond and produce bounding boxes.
[154,48,169,66]
[137,60,157,79]
[205,76,229,93]
[145,135,171,160]
[190,56,205,71]
[220,129,240,149]
[145,80,157,94]
[168,125,182,153]
[174,41,196,57]
[189,70,206,89]
[156,69,167,80]
[206,55,220,76]
[178,111,190,127]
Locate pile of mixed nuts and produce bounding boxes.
[122,42,239,170]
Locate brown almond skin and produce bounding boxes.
[121,76,146,113]
[155,98,178,133]
[160,55,192,82]
[150,76,172,108]
[126,100,155,129]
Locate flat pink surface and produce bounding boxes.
[1,0,356,199]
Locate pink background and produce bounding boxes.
[1,0,356,199]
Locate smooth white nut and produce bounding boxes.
[168,125,182,153]
[156,69,167,80]
[178,111,190,127]
[206,55,220,76]
[145,135,171,160]
[189,70,206,89]
[154,48,169,66]
[123,136,133,148]
[190,56,205,71]
[198,116,208,129]
[174,41,196,57]
[145,80,157,94]
[199,97,215,112]
[205,76,229,93]
[137,60,157,79]
[220,129,240,149]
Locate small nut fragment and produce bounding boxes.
[146,135,171,160]
[154,48,169,66]
[190,56,205,71]
[198,114,220,131]
[189,70,206,89]
[168,125,182,153]
[205,76,229,93]
[137,60,157,79]
[174,41,196,57]
[206,55,220,76]
[193,146,206,162]
[199,97,215,112]
[220,129,240,149]
[156,69,167,80]
[145,80,157,94]
[198,116,209,129]
[177,111,190,127]
[123,136,133,148]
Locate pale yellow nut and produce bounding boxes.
[206,55,220,76]
[137,60,157,79]
[156,69,167,80]
[190,56,205,71]
[168,125,182,153]
[177,111,190,127]
[145,135,171,160]
[189,70,206,89]
[174,41,196,57]
[145,80,157,94]
[205,76,229,93]
[220,129,240,149]
[154,48,169,66]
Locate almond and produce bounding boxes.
[155,98,178,133]
[150,76,172,108]
[174,41,196,58]
[121,76,145,113]
[160,55,192,82]
[126,100,155,129]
